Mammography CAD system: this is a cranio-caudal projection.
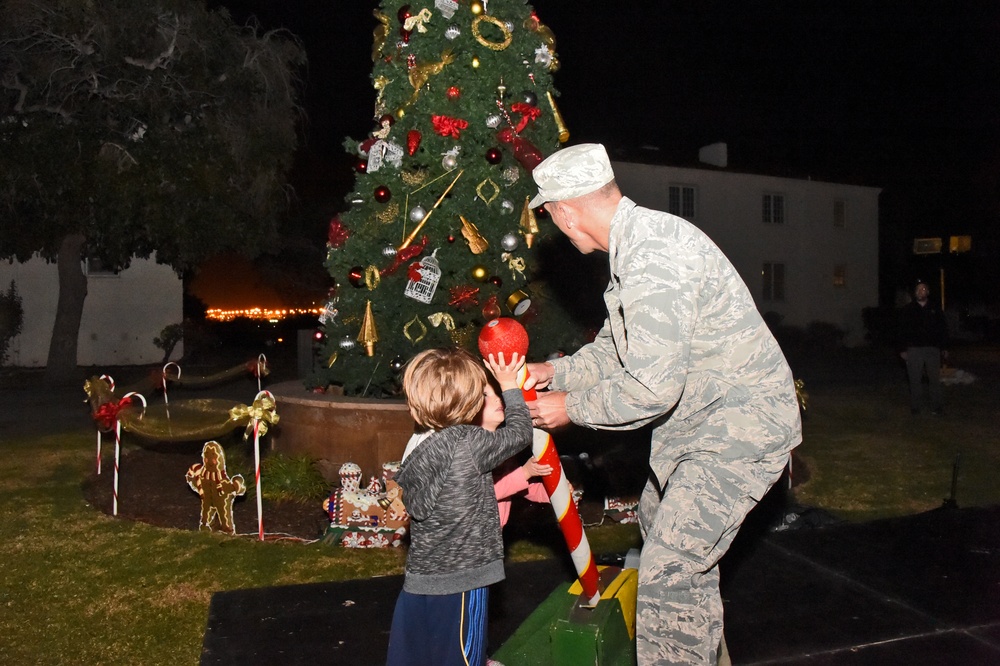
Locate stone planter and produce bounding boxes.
[268,381,415,483]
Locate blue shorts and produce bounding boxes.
[386,587,489,666]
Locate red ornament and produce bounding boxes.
[378,113,396,128]
[478,317,529,359]
[448,285,480,310]
[374,185,391,203]
[348,266,365,288]
[359,138,376,155]
[481,295,502,321]
[355,159,368,173]
[327,218,350,248]
[446,86,461,101]
[497,127,543,171]
[489,275,502,287]
[485,147,503,164]
[397,5,412,23]
[447,234,456,243]
[407,129,422,156]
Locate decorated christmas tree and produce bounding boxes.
[311,0,589,396]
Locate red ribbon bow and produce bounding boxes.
[432,115,469,138]
[328,218,350,248]
[93,396,134,432]
[511,102,541,133]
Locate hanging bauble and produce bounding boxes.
[442,153,458,170]
[470,0,483,16]
[374,185,391,203]
[389,356,405,373]
[355,158,368,173]
[471,265,489,282]
[378,113,396,128]
[445,25,460,40]
[485,147,503,165]
[339,336,356,350]
[501,166,519,185]
[482,295,502,320]
[409,205,427,223]
[471,56,481,69]
[407,129,421,156]
[522,91,538,106]
[501,233,519,252]
[501,199,514,214]
[489,275,503,287]
[382,245,398,258]
[397,5,412,23]
[447,234,456,243]
[485,114,502,129]
[348,266,365,288]
[446,86,461,101]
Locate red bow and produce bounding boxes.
[511,102,541,133]
[328,218,351,248]
[382,236,427,276]
[432,115,469,138]
[93,396,134,432]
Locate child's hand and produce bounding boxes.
[485,352,525,391]
[522,456,553,480]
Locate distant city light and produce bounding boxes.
[205,307,323,322]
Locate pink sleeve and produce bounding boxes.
[494,467,530,501]
[524,481,551,504]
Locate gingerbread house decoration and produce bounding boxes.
[322,461,409,548]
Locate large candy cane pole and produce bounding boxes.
[251,389,272,541]
[519,366,602,608]
[113,392,146,517]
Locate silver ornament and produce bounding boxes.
[485,114,502,129]
[382,245,398,258]
[442,154,458,170]
[501,233,519,252]
[339,336,356,350]
[501,199,514,214]
[445,25,461,40]
[502,166,519,184]
[409,205,427,222]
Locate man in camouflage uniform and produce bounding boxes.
[525,144,801,665]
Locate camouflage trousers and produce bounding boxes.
[636,452,789,665]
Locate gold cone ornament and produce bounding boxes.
[358,300,379,356]
[459,215,490,254]
[519,198,540,248]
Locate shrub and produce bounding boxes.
[0,281,24,367]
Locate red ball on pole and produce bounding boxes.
[478,317,528,359]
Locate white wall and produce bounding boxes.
[612,161,881,345]
[0,253,182,367]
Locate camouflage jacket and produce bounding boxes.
[550,197,801,493]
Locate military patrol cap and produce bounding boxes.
[529,143,615,208]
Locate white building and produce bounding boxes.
[612,156,881,345]
[0,254,182,367]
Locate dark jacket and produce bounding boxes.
[899,300,948,349]
[395,389,531,595]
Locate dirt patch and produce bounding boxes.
[82,443,330,541]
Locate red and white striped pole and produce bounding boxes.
[112,392,146,516]
[95,374,115,475]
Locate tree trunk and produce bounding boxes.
[44,233,88,386]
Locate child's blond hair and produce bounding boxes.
[402,348,487,430]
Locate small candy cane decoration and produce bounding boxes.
[95,374,115,475]
[161,362,181,405]
[256,354,268,394]
[112,392,147,517]
[251,390,275,541]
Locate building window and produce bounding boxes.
[833,199,846,228]
[762,262,785,301]
[668,185,696,219]
[833,264,847,287]
[762,193,785,224]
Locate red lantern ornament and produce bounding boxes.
[407,129,422,156]
[478,317,529,359]
[374,185,391,203]
[485,147,503,165]
[497,127,543,171]
[355,158,368,173]
[482,295,502,321]
[446,86,461,101]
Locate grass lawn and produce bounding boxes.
[1,343,998,663]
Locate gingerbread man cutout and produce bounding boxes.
[185,441,246,535]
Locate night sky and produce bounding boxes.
[210,0,1000,306]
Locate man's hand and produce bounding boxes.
[528,390,571,429]
[524,362,555,391]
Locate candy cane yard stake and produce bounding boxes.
[479,318,602,607]
[95,374,115,475]
[229,391,279,540]
[112,392,146,516]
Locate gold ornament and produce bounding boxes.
[400,170,464,250]
[376,201,399,225]
[460,215,490,254]
[519,197,540,248]
[373,75,390,116]
[403,315,428,344]
[472,15,512,51]
[450,325,476,348]
[506,289,532,316]
[407,50,456,107]
[470,0,483,15]
[327,352,339,368]
[372,10,390,61]
[546,91,570,143]
[476,178,499,204]
[502,253,526,278]
[471,265,488,281]
[364,265,381,290]
[358,300,379,356]
[428,312,456,330]
[403,8,432,33]
[401,169,429,187]
[472,56,481,69]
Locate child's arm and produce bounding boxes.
[472,353,532,471]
